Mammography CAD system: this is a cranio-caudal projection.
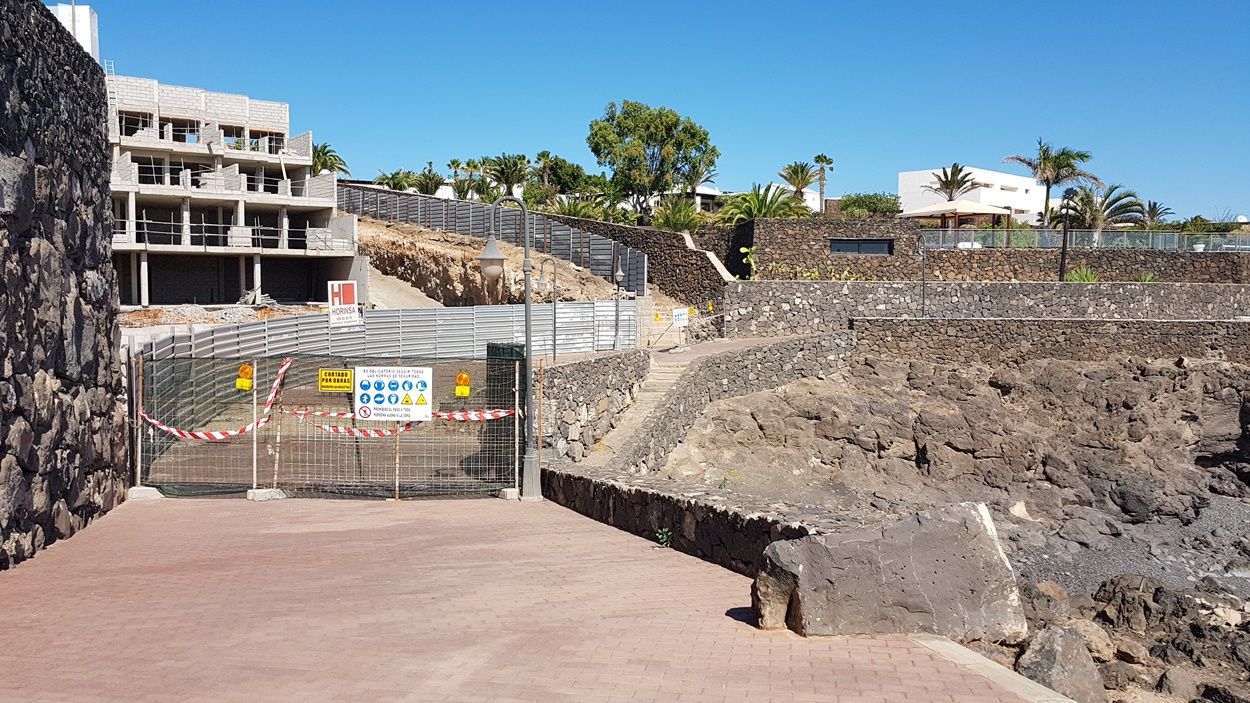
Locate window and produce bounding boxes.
[829,239,893,256]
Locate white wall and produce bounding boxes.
[899,166,1045,223]
[47,3,99,61]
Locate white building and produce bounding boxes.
[899,166,1045,223]
[47,3,98,60]
[107,74,364,306]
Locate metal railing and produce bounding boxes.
[921,229,1250,252]
[111,219,348,252]
[338,183,648,295]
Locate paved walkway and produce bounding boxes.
[0,499,1049,703]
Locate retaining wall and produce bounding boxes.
[542,334,852,573]
[849,318,1250,365]
[538,349,650,463]
[1,0,128,569]
[743,217,1250,283]
[545,214,733,306]
[724,280,1250,337]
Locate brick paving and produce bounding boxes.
[0,499,1038,703]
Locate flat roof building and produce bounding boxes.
[899,166,1044,224]
[106,74,365,305]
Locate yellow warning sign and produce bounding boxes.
[401,393,413,405]
[416,393,428,405]
[318,368,354,393]
[455,385,470,398]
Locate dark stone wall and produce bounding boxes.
[850,318,1250,365]
[724,280,1250,337]
[742,217,1250,283]
[545,213,732,306]
[0,0,127,569]
[538,349,650,462]
[691,223,752,279]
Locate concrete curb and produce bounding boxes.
[909,634,1075,703]
[246,488,290,502]
[125,486,164,500]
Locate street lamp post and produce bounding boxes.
[536,257,558,360]
[1058,187,1075,282]
[475,196,541,501]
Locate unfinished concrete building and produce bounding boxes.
[107,74,366,305]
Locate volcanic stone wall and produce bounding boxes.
[538,349,650,462]
[0,0,128,569]
[724,280,1250,337]
[545,214,732,306]
[744,217,1250,283]
[850,318,1250,365]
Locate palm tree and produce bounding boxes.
[555,198,599,219]
[450,179,473,200]
[1143,200,1174,229]
[1061,184,1145,238]
[778,162,820,200]
[447,159,463,180]
[412,162,445,196]
[922,162,979,201]
[1003,138,1102,228]
[473,176,502,203]
[813,153,834,213]
[486,153,529,197]
[312,142,349,177]
[716,184,812,225]
[532,150,554,188]
[373,168,416,191]
[464,159,480,180]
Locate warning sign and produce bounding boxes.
[353,366,432,422]
[328,280,362,329]
[671,307,690,328]
[318,368,354,393]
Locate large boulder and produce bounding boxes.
[1016,626,1107,703]
[753,502,1027,643]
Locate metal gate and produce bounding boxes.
[135,354,522,498]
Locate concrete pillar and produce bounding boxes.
[126,190,136,242]
[234,199,246,248]
[239,256,247,297]
[128,252,138,305]
[279,206,289,249]
[161,156,170,186]
[253,255,262,299]
[138,251,150,307]
[180,197,191,246]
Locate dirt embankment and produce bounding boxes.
[665,356,1250,699]
[358,217,690,309]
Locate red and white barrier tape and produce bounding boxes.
[138,357,295,441]
[294,418,425,437]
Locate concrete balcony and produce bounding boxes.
[111,157,338,207]
[111,122,313,166]
[111,219,356,257]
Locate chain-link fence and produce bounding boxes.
[137,354,521,498]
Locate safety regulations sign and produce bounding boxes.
[671,307,690,328]
[353,366,432,422]
[317,368,354,393]
[328,280,361,328]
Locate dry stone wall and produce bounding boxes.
[538,349,649,462]
[850,318,1250,365]
[1,0,128,569]
[545,214,732,306]
[744,217,1250,283]
[724,280,1250,337]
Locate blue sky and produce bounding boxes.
[86,0,1248,218]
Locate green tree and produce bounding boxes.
[532,150,554,188]
[814,153,834,213]
[778,161,820,200]
[312,142,350,176]
[472,176,502,203]
[373,168,416,191]
[680,150,718,198]
[546,155,588,194]
[1061,184,1144,233]
[555,198,600,219]
[485,153,529,197]
[651,196,702,233]
[1143,200,1174,229]
[447,158,463,179]
[922,162,979,201]
[838,192,900,216]
[716,185,811,225]
[524,183,557,208]
[586,100,718,214]
[450,179,474,200]
[411,162,445,195]
[1003,138,1102,228]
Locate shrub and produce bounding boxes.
[839,192,900,216]
[1136,272,1156,283]
[840,206,870,219]
[652,196,702,233]
[1064,266,1100,282]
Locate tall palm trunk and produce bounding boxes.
[1042,182,1052,229]
[818,171,826,214]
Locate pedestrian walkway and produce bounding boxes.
[584,337,769,466]
[0,499,1057,703]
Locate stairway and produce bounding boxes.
[581,359,690,466]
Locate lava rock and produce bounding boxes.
[1016,625,1107,703]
